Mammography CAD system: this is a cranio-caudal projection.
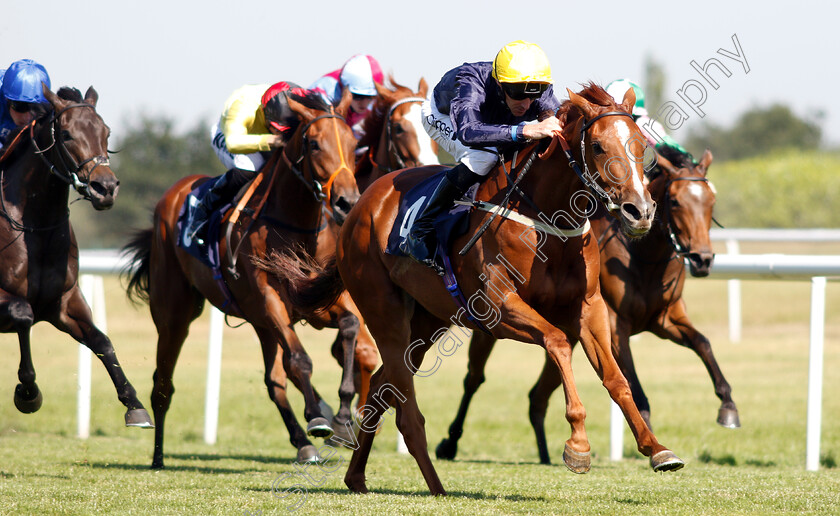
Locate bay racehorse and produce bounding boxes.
[122,90,373,466]
[436,148,739,464]
[0,86,152,429]
[272,84,685,495]
[354,77,437,192]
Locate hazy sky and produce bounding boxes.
[3,1,837,147]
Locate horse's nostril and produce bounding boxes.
[621,202,641,222]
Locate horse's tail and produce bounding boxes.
[253,248,345,315]
[121,227,154,305]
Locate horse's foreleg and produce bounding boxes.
[577,295,684,471]
[491,294,591,474]
[436,331,497,461]
[254,327,319,462]
[264,291,330,438]
[331,311,359,437]
[611,319,652,430]
[353,322,378,415]
[0,295,41,413]
[528,352,563,465]
[654,300,739,428]
[55,287,152,428]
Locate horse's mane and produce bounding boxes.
[556,82,622,142]
[357,96,388,150]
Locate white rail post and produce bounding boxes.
[204,307,225,444]
[610,401,623,461]
[78,274,106,439]
[806,276,826,471]
[725,239,742,342]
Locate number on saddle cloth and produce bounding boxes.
[385,170,475,259]
[176,177,228,268]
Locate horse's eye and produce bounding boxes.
[392,124,405,136]
[61,130,73,141]
[670,198,681,208]
[309,140,320,151]
[591,141,604,155]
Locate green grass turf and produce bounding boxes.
[0,266,838,515]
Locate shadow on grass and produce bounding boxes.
[439,458,555,467]
[697,450,777,467]
[88,462,263,475]
[164,452,299,465]
[245,484,547,502]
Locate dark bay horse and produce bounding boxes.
[123,90,371,466]
[436,148,740,464]
[273,84,685,495]
[0,86,152,429]
[354,77,435,192]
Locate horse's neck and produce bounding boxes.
[478,146,589,229]
[266,157,325,231]
[4,149,70,221]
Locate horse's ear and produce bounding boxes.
[375,81,397,105]
[42,83,68,111]
[619,87,636,115]
[286,94,317,123]
[84,87,98,108]
[568,88,599,120]
[335,87,353,119]
[656,153,679,176]
[698,149,713,174]
[418,77,429,98]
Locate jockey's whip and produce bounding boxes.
[458,145,539,256]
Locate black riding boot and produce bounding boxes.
[400,163,482,275]
[187,168,255,246]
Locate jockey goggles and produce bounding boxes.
[9,100,36,112]
[501,82,549,101]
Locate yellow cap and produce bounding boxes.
[492,40,552,84]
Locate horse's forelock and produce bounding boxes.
[557,82,620,140]
[57,87,84,103]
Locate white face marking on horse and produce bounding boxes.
[405,103,438,166]
[613,119,646,198]
[687,182,707,199]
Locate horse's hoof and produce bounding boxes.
[717,406,741,429]
[327,418,357,448]
[651,450,685,472]
[125,409,155,428]
[307,417,334,439]
[14,383,42,414]
[562,443,591,474]
[296,445,322,463]
[318,400,335,426]
[435,438,458,460]
[344,474,369,494]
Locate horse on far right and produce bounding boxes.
[436,149,738,464]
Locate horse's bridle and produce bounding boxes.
[661,175,716,255]
[30,102,110,201]
[574,111,636,212]
[381,96,426,172]
[282,109,352,205]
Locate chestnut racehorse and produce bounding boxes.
[123,90,373,466]
[354,77,437,192]
[436,148,739,464]
[274,84,685,495]
[0,86,152,430]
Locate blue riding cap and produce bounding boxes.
[1,59,51,104]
